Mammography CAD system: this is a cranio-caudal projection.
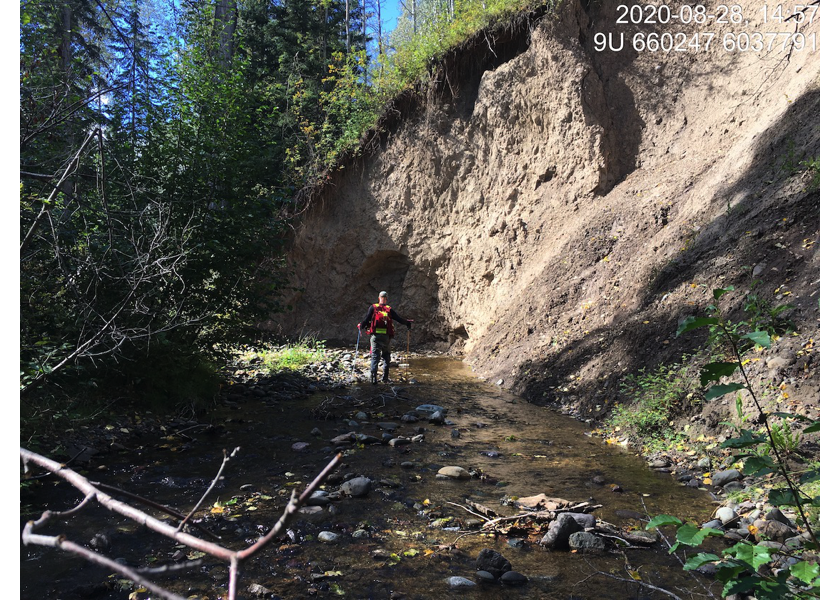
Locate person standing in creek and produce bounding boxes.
[358,291,412,384]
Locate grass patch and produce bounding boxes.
[384,0,553,94]
[252,337,327,373]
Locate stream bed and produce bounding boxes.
[21,356,720,599]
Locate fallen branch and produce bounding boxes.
[135,560,207,575]
[480,503,603,531]
[465,498,500,518]
[481,510,553,529]
[446,501,491,522]
[577,565,684,600]
[174,423,214,438]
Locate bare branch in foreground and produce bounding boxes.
[178,447,240,533]
[22,521,186,600]
[21,447,342,599]
[89,480,219,540]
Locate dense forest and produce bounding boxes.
[20,0,540,401]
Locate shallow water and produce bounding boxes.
[21,356,719,599]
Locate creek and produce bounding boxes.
[21,356,719,599]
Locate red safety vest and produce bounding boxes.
[368,304,395,336]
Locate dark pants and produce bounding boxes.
[370,334,391,381]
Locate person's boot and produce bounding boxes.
[370,370,378,385]
[382,366,390,383]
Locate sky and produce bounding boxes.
[381,0,404,33]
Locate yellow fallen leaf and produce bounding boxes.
[629,570,642,581]
[703,478,713,485]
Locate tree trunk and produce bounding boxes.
[59,3,77,219]
[376,0,384,77]
[213,0,238,65]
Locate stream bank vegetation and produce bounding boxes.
[631,287,820,599]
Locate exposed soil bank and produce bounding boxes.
[269,0,819,441]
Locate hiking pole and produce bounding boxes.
[406,329,410,355]
[353,325,361,375]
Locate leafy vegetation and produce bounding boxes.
[606,355,702,450]
[20,0,294,408]
[645,286,819,599]
[648,513,819,599]
[780,138,819,191]
[384,0,550,92]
